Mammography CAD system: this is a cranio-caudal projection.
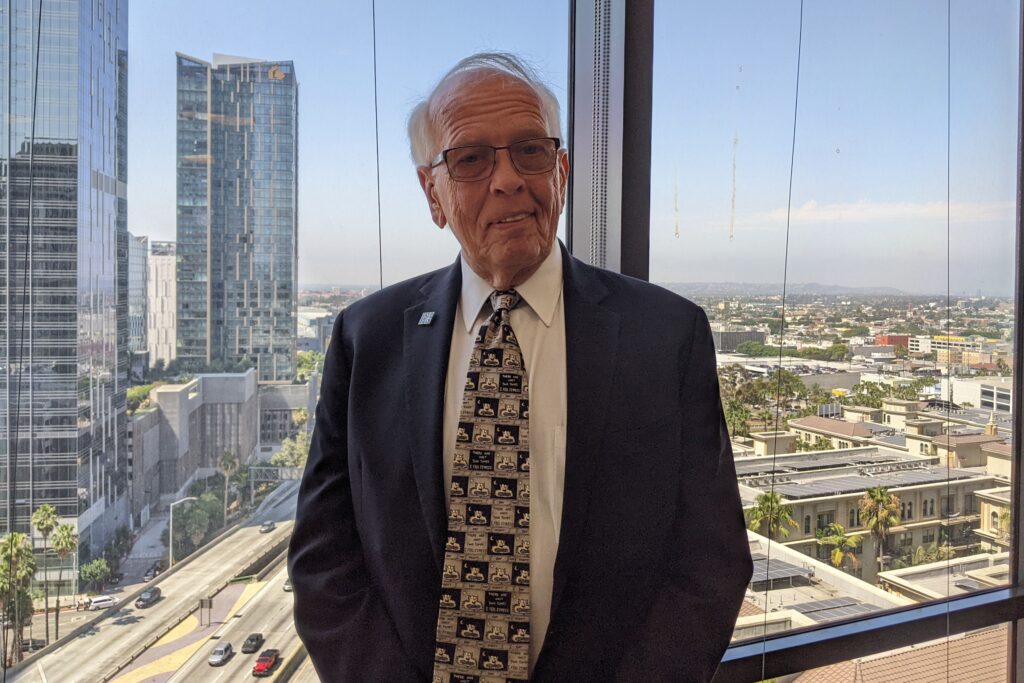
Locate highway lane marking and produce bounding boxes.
[36,661,48,683]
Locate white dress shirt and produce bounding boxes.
[442,244,567,669]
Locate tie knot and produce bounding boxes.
[490,289,521,314]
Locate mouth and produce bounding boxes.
[491,211,534,227]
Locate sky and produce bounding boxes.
[128,1,1021,296]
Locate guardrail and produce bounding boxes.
[272,641,308,682]
[2,520,245,679]
[95,527,293,682]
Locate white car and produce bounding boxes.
[88,595,118,611]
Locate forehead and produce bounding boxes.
[431,71,548,146]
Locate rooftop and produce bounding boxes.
[790,416,875,438]
[794,624,1008,682]
[931,433,1005,447]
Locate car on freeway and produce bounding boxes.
[143,559,165,581]
[208,641,233,666]
[241,632,264,654]
[283,578,292,592]
[134,587,162,609]
[259,520,276,533]
[252,649,280,677]
[88,595,118,611]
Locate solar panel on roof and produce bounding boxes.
[750,557,813,583]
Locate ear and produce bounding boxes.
[417,166,447,229]
[556,149,570,207]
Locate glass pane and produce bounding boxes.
[791,624,1009,682]
[651,0,1020,655]
[0,0,568,680]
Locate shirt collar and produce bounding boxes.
[459,242,563,333]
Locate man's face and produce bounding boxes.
[418,71,570,286]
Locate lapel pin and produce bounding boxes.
[418,311,436,326]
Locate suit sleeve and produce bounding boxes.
[288,313,421,682]
[616,307,753,683]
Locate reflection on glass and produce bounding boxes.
[652,0,1020,646]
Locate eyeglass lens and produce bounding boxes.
[445,138,557,180]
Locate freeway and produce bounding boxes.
[167,563,304,681]
[13,484,299,683]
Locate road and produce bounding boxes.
[167,563,303,682]
[13,484,299,683]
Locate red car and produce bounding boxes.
[252,649,280,677]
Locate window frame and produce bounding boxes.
[566,1,1024,679]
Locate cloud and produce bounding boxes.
[716,199,1015,230]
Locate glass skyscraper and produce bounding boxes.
[0,0,129,571]
[176,53,298,382]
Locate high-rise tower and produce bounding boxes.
[0,0,130,571]
[176,53,299,382]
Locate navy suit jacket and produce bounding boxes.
[289,246,753,682]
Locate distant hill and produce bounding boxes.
[657,282,910,297]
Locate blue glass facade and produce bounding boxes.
[176,54,298,382]
[0,0,129,564]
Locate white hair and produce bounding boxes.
[407,52,562,167]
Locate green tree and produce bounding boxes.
[272,431,311,469]
[292,407,310,432]
[31,504,58,645]
[0,532,37,662]
[723,399,751,438]
[127,384,153,413]
[79,557,110,594]
[51,523,78,640]
[815,522,863,571]
[296,351,325,381]
[746,492,799,541]
[859,486,901,572]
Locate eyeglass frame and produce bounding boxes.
[427,137,562,181]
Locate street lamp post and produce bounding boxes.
[168,496,197,568]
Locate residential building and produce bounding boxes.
[176,53,299,381]
[1,0,130,588]
[737,447,996,582]
[147,241,178,366]
[973,487,1011,551]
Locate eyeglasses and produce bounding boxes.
[429,137,560,182]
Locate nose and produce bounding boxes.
[489,148,525,194]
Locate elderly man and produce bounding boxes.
[289,53,752,682]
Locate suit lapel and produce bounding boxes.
[403,260,461,575]
[550,248,620,617]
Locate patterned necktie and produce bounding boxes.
[434,290,531,683]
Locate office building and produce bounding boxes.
[1,0,130,572]
[175,53,299,381]
[147,240,178,367]
[129,369,259,525]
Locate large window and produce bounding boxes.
[640,0,1022,678]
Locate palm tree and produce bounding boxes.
[746,491,799,541]
[31,504,58,645]
[859,486,901,572]
[218,452,240,525]
[51,523,78,641]
[815,522,863,571]
[0,533,37,663]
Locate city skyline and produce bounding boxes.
[128,1,1019,294]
